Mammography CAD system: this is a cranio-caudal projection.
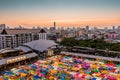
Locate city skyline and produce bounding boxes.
[0,0,120,28]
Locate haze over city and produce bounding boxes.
[0,0,120,28]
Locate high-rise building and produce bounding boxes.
[86,25,89,31]
[54,21,56,30]
[0,24,6,29]
[49,21,56,34]
[117,26,120,29]
[113,26,115,30]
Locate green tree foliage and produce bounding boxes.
[111,43,120,51]
[60,38,79,47]
[60,38,120,51]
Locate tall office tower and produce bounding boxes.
[54,21,56,30]
[113,26,115,30]
[86,25,89,31]
[117,26,120,29]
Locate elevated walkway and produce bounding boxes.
[61,51,120,62]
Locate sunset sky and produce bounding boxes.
[0,0,120,28]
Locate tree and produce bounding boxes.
[60,38,120,51]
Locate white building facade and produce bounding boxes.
[39,29,47,40]
[0,29,47,49]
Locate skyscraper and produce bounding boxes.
[86,25,89,31]
[0,24,6,29]
[113,26,115,30]
[54,21,56,30]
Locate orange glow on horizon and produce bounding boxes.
[1,18,120,28]
[0,18,120,28]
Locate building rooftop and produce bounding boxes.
[0,52,38,66]
[0,29,46,35]
[0,48,21,54]
[39,29,46,33]
[17,39,57,52]
[16,46,32,53]
[1,29,7,35]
